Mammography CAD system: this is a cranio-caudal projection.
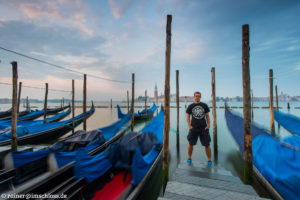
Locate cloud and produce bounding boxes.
[109,0,134,19]
[2,0,93,36]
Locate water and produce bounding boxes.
[1,100,300,198]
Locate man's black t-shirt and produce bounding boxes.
[186,102,210,130]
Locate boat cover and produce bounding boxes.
[117,104,157,119]
[225,108,300,200]
[274,110,300,136]
[0,108,94,141]
[0,108,71,128]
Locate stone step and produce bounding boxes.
[178,162,233,177]
[175,168,242,184]
[173,172,257,195]
[165,181,269,200]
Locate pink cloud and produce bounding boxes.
[109,0,133,19]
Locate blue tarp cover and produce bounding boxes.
[117,104,157,119]
[274,110,300,136]
[225,108,300,200]
[0,108,94,142]
[0,108,71,128]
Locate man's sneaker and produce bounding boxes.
[208,161,213,167]
[187,159,192,164]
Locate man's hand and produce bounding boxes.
[189,125,193,130]
[205,125,210,130]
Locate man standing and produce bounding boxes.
[186,91,212,166]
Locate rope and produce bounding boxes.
[0,46,130,83]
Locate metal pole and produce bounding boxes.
[72,79,75,133]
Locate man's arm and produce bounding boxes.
[187,113,192,129]
[205,113,210,130]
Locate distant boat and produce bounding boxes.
[117,103,157,120]
[0,105,70,121]
[0,106,94,146]
[0,107,71,129]
[225,106,300,200]
[274,110,300,136]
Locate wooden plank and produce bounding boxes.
[173,173,257,195]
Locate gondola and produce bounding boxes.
[0,105,70,121]
[0,106,94,146]
[225,106,300,200]
[1,109,164,200]
[117,103,157,121]
[0,112,131,196]
[0,107,71,129]
[274,110,300,136]
[0,109,30,121]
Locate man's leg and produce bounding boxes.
[205,146,211,161]
[188,144,193,159]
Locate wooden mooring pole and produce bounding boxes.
[83,74,87,130]
[287,96,290,110]
[127,90,129,113]
[17,82,22,115]
[242,24,253,184]
[176,70,180,154]
[269,69,275,133]
[163,14,172,188]
[145,90,147,114]
[110,99,112,109]
[251,89,254,119]
[26,96,29,111]
[211,67,218,161]
[43,83,48,124]
[62,97,64,108]
[11,62,18,151]
[275,85,279,111]
[72,79,75,134]
[131,73,135,131]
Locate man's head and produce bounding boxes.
[194,91,201,103]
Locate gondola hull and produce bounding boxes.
[0,108,93,146]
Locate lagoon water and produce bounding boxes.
[1,100,300,198]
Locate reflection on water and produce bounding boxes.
[1,101,300,198]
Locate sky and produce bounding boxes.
[0,0,300,102]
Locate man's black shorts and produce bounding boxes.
[187,128,211,147]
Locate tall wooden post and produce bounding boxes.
[269,69,275,132]
[287,96,290,110]
[43,83,48,124]
[72,79,75,133]
[275,85,279,111]
[62,97,64,108]
[83,74,87,130]
[127,90,129,113]
[242,24,253,184]
[131,73,135,131]
[26,96,29,111]
[163,14,172,188]
[211,67,218,160]
[11,62,18,151]
[17,82,22,115]
[251,89,254,119]
[145,90,147,114]
[176,70,180,154]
